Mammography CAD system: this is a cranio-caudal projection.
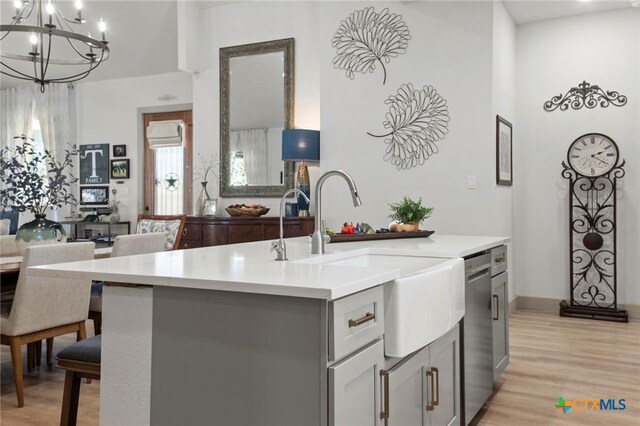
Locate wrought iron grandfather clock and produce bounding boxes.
[560,133,627,322]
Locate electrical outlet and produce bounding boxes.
[467,175,477,189]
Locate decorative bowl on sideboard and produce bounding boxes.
[225,204,270,217]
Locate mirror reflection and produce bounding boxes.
[219,38,295,198]
[229,52,284,187]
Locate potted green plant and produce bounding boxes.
[388,196,434,232]
[0,135,78,253]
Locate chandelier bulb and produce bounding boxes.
[30,32,38,45]
[98,17,106,33]
[14,0,23,9]
[75,0,83,10]
[46,0,54,15]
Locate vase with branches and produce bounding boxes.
[0,135,78,252]
[194,153,219,216]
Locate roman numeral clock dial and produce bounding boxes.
[561,132,627,322]
[567,133,619,177]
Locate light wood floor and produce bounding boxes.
[474,310,640,425]
[1,311,638,425]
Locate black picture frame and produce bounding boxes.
[111,159,130,179]
[79,144,110,185]
[113,144,127,157]
[80,186,110,205]
[496,115,513,186]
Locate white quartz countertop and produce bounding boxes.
[29,235,509,300]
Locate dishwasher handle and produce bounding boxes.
[467,267,490,283]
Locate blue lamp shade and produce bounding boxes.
[282,129,320,162]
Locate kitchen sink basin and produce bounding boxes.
[299,253,465,358]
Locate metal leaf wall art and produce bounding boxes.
[543,80,627,111]
[332,7,411,85]
[368,83,450,170]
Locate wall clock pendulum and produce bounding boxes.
[559,133,627,322]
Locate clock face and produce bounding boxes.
[567,133,619,177]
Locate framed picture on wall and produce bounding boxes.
[496,115,513,186]
[111,159,130,179]
[79,144,109,185]
[80,186,109,205]
[113,144,127,157]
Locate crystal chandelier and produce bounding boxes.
[0,0,110,92]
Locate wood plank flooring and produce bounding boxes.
[473,310,640,425]
[0,311,638,425]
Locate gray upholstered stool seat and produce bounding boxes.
[57,336,101,426]
[57,335,101,364]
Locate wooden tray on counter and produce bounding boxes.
[328,230,434,243]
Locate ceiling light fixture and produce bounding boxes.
[0,0,110,92]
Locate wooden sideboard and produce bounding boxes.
[181,216,315,249]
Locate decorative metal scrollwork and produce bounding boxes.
[544,81,627,112]
[560,160,627,322]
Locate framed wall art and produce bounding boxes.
[80,186,110,205]
[111,159,130,179]
[496,115,513,186]
[79,144,110,184]
[113,144,127,157]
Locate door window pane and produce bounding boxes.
[154,146,183,215]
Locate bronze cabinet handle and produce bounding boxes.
[425,369,435,411]
[348,312,375,328]
[380,369,390,420]
[182,228,188,237]
[432,367,440,407]
[493,294,499,320]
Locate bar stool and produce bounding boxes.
[56,335,101,426]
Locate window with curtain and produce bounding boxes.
[1,84,73,220]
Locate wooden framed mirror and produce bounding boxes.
[219,38,295,197]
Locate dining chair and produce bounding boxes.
[88,233,166,334]
[0,235,19,257]
[136,214,186,250]
[0,219,11,236]
[0,242,95,407]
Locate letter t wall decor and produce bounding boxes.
[79,144,110,184]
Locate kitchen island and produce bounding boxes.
[30,235,508,425]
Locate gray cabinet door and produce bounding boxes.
[428,325,461,426]
[386,345,430,426]
[329,340,384,426]
[492,272,509,381]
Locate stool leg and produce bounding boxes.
[35,340,42,367]
[27,343,34,372]
[60,371,81,426]
[46,338,54,367]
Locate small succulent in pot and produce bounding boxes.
[388,196,433,232]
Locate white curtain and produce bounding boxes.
[0,83,71,156]
[1,84,73,222]
[229,128,268,184]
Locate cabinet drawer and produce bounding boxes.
[329,286,384,362]
[182,223,201,242]
[491,245,507,275]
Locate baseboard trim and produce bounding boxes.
[508,299,517,317]
[515,296,640,320]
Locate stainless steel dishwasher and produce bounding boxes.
[462,251,493,424]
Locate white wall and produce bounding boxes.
[75,71,193,224]
[514,9,640,305]
[195,1,513,248]
[492,1,517,301]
